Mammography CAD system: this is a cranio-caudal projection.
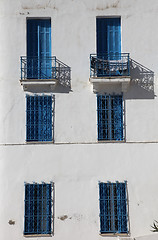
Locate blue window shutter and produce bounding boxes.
[26,95,52,142]
[97,95,102,140]
[27,19,51,79]
[46,184,52,233]
[99,183,106,233]
[97,18,107,55]
[99,182,128,234]
[39,20,52,79]
[97,95,123,141]
[27,20,38,57]
[24,183,52,235]
[116,182,128,233]
[113,95,123,140]
[27,19,51,58]
[97,18,121,57]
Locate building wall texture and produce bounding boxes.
[0,0,158,240]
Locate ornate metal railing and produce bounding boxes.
[21,56,71,87]
[90,53,130,77]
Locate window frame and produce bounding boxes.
[97,94,124,142]
[24,182,53,237]
[99,181,129,235]
[26,95,53,143]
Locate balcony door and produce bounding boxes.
[27,19,51,79]
[97,17,121,58]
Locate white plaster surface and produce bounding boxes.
[1,143,158,240]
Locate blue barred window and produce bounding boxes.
[26,95,52,142]
[24,183,52,235]
[97,95,123,141]
[99,182,128,234]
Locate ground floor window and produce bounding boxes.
[24,183,52,235]
[99,181,128,234]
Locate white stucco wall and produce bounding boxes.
[0,0,158,143]
[1,0,158,240]
[1,143,158,240]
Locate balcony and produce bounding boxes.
[90,53,130,92]
[20,56,71,91]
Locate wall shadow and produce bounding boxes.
[125,59,155,99]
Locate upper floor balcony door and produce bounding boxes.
[27,19,51,79]
[96,17,122,77]
[96,17,121,60]
[90,17,130,92]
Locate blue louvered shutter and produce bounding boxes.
[97,95,103,140]
[26,96,52,142]
[99,182,111,233]
[24,184,34,234]
[27,20,38,79]
[97,95,109,141]
[27,19,51,79]
[113,95,123,140]
[39,20,51,79]
[116,182,128,233]
[97,18,121,59]
[46,184,52,233]
[107,18,121,60]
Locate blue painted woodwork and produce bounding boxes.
[97,17,121,58]
[97,95,123,141]
[99,182,128,234]
[95,18,123,77]
[24,183,52,235]
[26,95,52,142]
[27,19,51,79]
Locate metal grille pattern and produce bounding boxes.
[24,183,52,235]
[97,95,123,141]
[26,95,52,142]
[21,56,71,87]
[99,182,128,234]
[90,53,130,77]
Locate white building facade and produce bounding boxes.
[0,0,158,240]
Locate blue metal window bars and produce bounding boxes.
[97,95,123,141]
[26,95,52,142]
[99,182,128,234]
[24,183,52,235]
[90,53,130,77]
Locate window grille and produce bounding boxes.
[24,183,52,235]
[26,95,52,142]
[97,95,123,141]
[99,182,128,234]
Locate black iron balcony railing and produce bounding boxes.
[21,56,71,87]
[90,53,130,78]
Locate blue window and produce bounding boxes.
[24,183,52,235]
[97,95,123,141]
[26,95,52,142]
[99,182,128,234]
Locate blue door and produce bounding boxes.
[97,17,121,58]
[96,18,121,76]
[27,19,51,79]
